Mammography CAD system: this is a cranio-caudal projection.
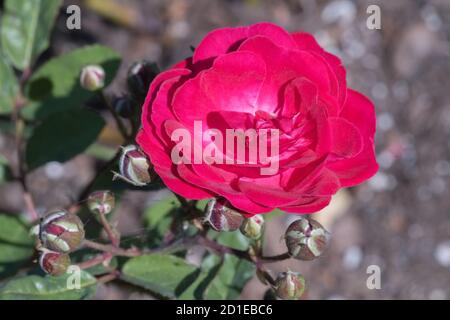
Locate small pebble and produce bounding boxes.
[434,241,450,267]
[342,245,363,270]
[44,162,65,180]
[321,0,356,25]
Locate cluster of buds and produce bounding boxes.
[112,145,153,186]
[203,199,330,299]
[80,65,105,91]
[204,198,264,240]
[31,210,85,276]
[285,217,330,260]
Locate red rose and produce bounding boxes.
[137,22,378,214]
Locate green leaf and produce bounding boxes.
[26,108,105,169]
[22,45,121,120]
[0,54,18,114]
[1,0,62,70]
[143,195,180,241]
[207,225,251,251]
[121,254,199,299]
[0,155,12,185]
[195,199,210,212]
[178,253,255,300]
[0,214,34,279]
[201,254,255,300]
[121,250,255,300]
[0,271,97,300]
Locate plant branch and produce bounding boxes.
[98,212,120,247]
[260,252,291,263]
[97,270,120,284]
[78,252,113,270]
[83,239,140,257]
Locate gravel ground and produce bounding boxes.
[1,0,449,300]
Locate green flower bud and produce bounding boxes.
[274,271,306,300]
[39,249,71,276]
[127,60,159,100]
[112,145,153,186]
[39,210,85,253]
[240,214,264,240]
[87,190,115,215]
[80,65,105,91]
[204,198,244,232]
[285,217,330,260]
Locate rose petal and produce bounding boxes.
[177,163,271,213]
[326,90,378,186]
[193,22,296,64]
[172,51,266,130]
[238,36,333,112]
[141,68,191,139]
[293,32,347,107]
[281,196,331,213]
[328,117,363,159]
[136,130,213,199]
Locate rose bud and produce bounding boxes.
[285,217,330,260]
[39,249,71,276]
[240,214,264,240]
[274,271,306,300]
[80,65,105,91]
[87,190,115,215]
[39,210,85,253]
[204,198,244,232]
[113,96,135,118]
[127,60,159,100]
[112,145,153,186]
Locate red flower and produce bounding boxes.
[137,22,378,214]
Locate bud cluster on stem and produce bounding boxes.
[201,197,331,299]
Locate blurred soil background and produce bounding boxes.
[1,0,450,299]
